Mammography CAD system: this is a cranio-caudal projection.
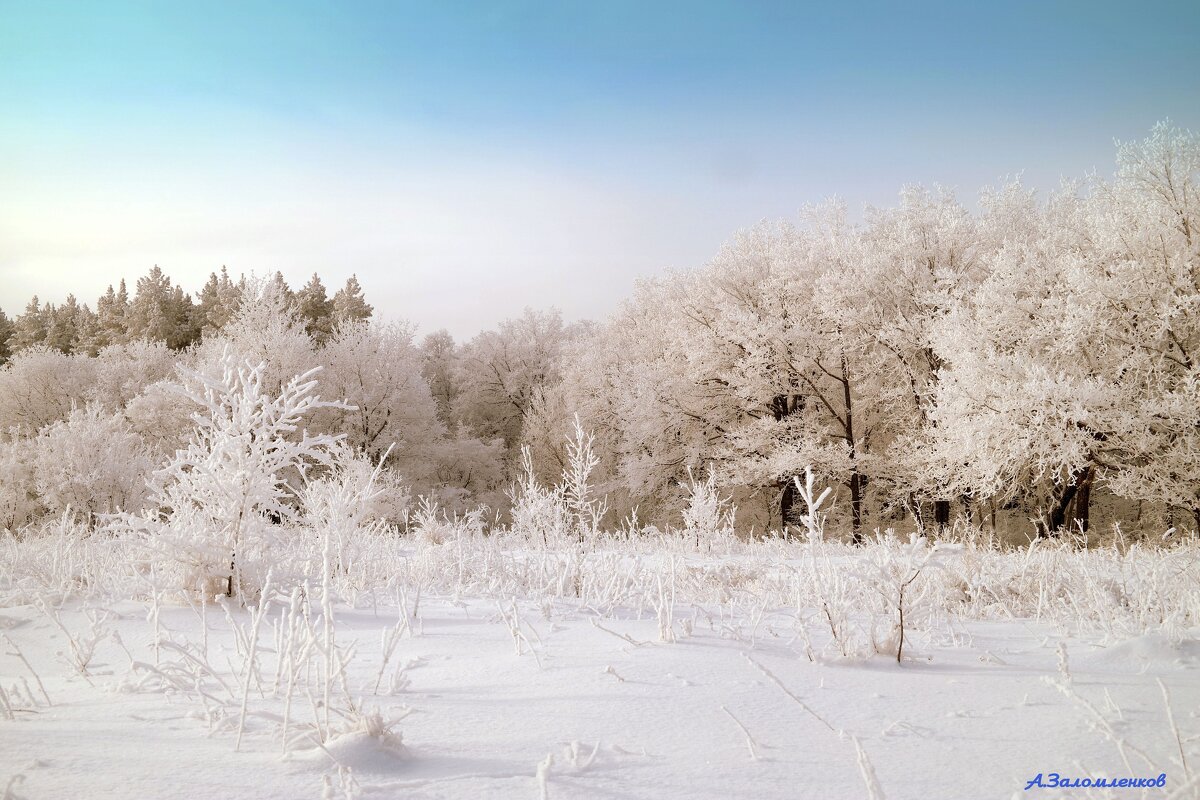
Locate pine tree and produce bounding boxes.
[75,304,102,356]
[296,273,335,344]
[96,281,131,348]
[332,275,373,324]
[45,295,81,354]
[196,266,242,334]
[268,271,296,308]
[171,284,201,349]
[0,309,13,365]
[10,296,49,352]
[127,266,194,349]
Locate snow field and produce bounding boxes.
[2,527,1198,799]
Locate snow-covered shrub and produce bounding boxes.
[680,468,736,548]
[409,496,485,546]
[299,444,396,571]
[0,512,117,599]
[0,437,41,532]
[410,496,453,545]
[33,403,153,527]
[127,348,346,599]
[90,340,178,411]
[561,415,608,540]
[859,533,959,662]
[791,467,873,658]
[357,463,411,528]
[124,378,198,458]
[508,446,570,545]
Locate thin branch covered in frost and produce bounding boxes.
[721,705,763,761]
[852,736,887,800]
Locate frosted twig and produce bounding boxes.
[853,736,886,800]
[1,634,50,706]
[2,774,26,800]
[743,653,836,733]
[1159,678,1191,782]
[536,753,554,800]
[590,618,648,648]
[721,705,762,761]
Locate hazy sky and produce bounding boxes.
[2,1,1199,340]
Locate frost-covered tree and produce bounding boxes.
[94,280,131,348]
[90,340,178,412]
[136,349,345,598]
[126,266,198,350]
[0,437,40,530]
[194,276,315,394]
[536,202,994,537]
[311,320,444,488]
[544,217,890,538]
[33,403,153,526]
[419,329,459,425]
[0,346,97,436]
[267,271,296,307]
[1094,123,1200,528]
[195,266,243,335]
[73,303,102,356]
[928,123,1200,533]
[124,378,198,459]
[45,295,82,354]
[533,274,723,527]
[853,186,989,529]
[10,296,49,353]
[0,308,14,365]
[332,274,373,323]
[296,273,335,344]
[456,308,580,467]
[687,214,886,539]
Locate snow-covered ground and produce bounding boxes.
[2,530,1198,799]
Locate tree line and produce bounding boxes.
[1,122,1196,540]
[0,268,373,361]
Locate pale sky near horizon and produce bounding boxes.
[2,1,1199,340]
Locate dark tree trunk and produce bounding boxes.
[771,394,788,421]
[840,355,864,544]
[1042,465,1094,537]
[771,393,805,536]
[848,471,864,544]
[780,479,798,535]
[1071,466,1095,533]
[932,499,951,532]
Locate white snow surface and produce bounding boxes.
[1,532,1198,799]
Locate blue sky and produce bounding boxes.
[2,1,1198,338]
